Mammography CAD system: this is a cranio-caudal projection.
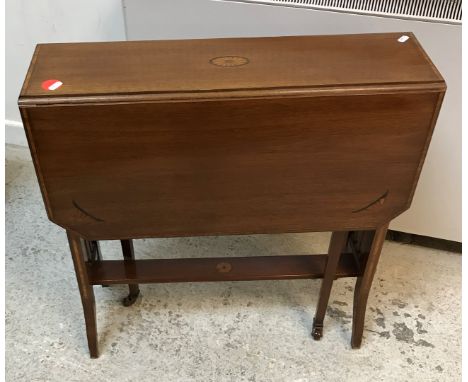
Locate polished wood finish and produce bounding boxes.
[19,33,445,241]
[19,33,443,102]
[19,34,445,357]
[312,231,350,340]
[20,92,441,240]
[87,252,360,285]
[351,224,389,349]
[66,231,98,358]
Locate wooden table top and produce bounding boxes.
[20,33,444,105]
[19,33,445,240]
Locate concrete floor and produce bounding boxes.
[6,145,461,382]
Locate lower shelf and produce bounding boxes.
[87,253,360,285]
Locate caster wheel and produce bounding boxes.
[122,291,140,307]
[312,327,323,340]
[312,318,323,340]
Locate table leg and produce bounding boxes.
[312,231,349,340]
[121,239,140,306]
[66,230,98,358]
[351,223,389,348]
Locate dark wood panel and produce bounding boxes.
[23,92,440,239]
[20,33,443,102]
[87,253,360,284]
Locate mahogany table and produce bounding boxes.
[18,33,445,358]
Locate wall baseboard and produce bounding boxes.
[5,120,28,147]
[387,230,461,253]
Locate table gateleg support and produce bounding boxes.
[121,239,141,306]
[83,240,108,287]
[312,231,350,340]
[351,223,389,348]
[66,230,98,358]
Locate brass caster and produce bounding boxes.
[312,318,323,340]
[122,290,140,307]
[312,327,323,340]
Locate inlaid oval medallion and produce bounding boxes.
[216,262,232,273]
[209,56,249,67]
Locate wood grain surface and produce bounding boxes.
[86,253,360,285]
[22,91,441,239]
[19,33,443,104]
[19,33,445,240]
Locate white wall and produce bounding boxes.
[5,0,126,145]
[124,0,461,241]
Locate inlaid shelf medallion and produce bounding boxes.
[19,33,445,358]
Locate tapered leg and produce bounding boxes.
[351,223,389,348]
[121,239,140,306]
[67,231,98,358]
[312,231,350,340]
